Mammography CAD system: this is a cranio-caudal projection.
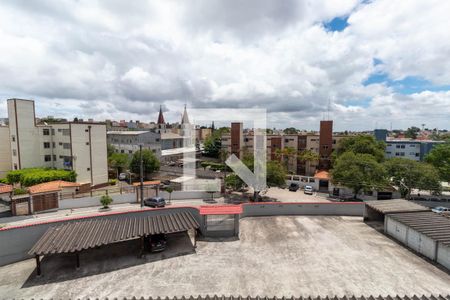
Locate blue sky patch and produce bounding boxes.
[323,16,349,32]
[363,73,450,94]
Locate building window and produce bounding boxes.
[14,163,17,170]
[43,128,50,135]
[87,168,90,171]
[415,153,420,157]
[44,155,52,162]
[62,143,71,149]
[53,155,56,161]
[85,129,89,132]
[43,142,50,149]
[129,150,132,154]
[121,150,124,153]
[52,142,56,148]
[12,149,16,156]
[51,129,55,135]
[62,129,70,136]
[11,135,15,142]
[86,142,90,145]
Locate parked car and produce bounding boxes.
[144,196,166,208]
[146,234,167,252]
[304,185,314,195]
[431,206,450,214]
[118,173,127,181]
[288,183,300,192]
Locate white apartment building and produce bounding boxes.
[107,131,162,156]
[0,99,108,186]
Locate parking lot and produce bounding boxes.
[0,216,449,299]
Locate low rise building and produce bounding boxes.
[374,129,444,161]
[0,99,108,186]
[107,131,162,156]
[222,120,346,176]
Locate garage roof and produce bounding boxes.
[29,211,199,255]
[365,199,429,214]
[388,211,450,245]
[113,295,449,300]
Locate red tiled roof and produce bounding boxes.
[28,180,81,194]
[132,180,161,187]
[199,205,243,215]
[0,184,13,194]
[314,170,330,180]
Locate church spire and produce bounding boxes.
[181,104,190,124]
[157,105,165,124]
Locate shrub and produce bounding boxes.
[0,178,8,184]
[109,179,117,186]
[100,195,113,208]
[13,188,27,195]
[6,168,77,187]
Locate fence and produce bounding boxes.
[59,185,136,200]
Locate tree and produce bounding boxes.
[275,147,297,170]
[130,149,160,179]
[283,127,298,134]
[334,135,386,163]
[165,186,174,203]
[384,158,441,198]
[107,144,116,157]
[203,131,222,158]
[331,152,388,199]
[108,153,129,178]
[266,161,287,187]
[425,142,450,182]
[405,126,420,139]
[416,163,442,195]
[298,149,319,166]
[100,195,113,208]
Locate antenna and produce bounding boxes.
[327,98,331,120]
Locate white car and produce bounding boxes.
[432,206,450,214]
[304,185,314,195]
[118,173,127,181]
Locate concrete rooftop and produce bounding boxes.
[0,216,449,298]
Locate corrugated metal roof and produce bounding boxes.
[388,212,450,245]
[88,295,450,300]
[29,211,199,255]
[365,199,429,214]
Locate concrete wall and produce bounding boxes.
[0,126,11,178]
[59,193,136,209]
[241,202,364,217]
[0,207,201,267]
[160,190,214,200]
[437,243,450,270]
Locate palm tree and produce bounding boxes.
[298,150,320,174]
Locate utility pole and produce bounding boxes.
[139,144,144,207]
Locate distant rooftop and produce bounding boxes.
[107,131,154,135]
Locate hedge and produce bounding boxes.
[6,168,77,187]
[200,161,230,171]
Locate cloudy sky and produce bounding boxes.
[0,0,449,131]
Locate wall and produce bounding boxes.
[437,243,450,270]
[0,126,11,178]
[241,202,364,217]
[0,207,201,267]
[159,190,214,200]
[59,193,136,209]
[71,123,108,186]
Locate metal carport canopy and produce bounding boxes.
[29,211,199,256]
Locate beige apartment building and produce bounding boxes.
[0,99,108,186]
[222,121,345,176]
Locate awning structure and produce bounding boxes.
[365,199,430,214]
[30,211,199,256]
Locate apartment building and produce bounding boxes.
[222,120,344,176]
[107,131,162,156]
[374,129,444,161]
[0,99,108,186]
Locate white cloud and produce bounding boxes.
[0,0,449,130]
